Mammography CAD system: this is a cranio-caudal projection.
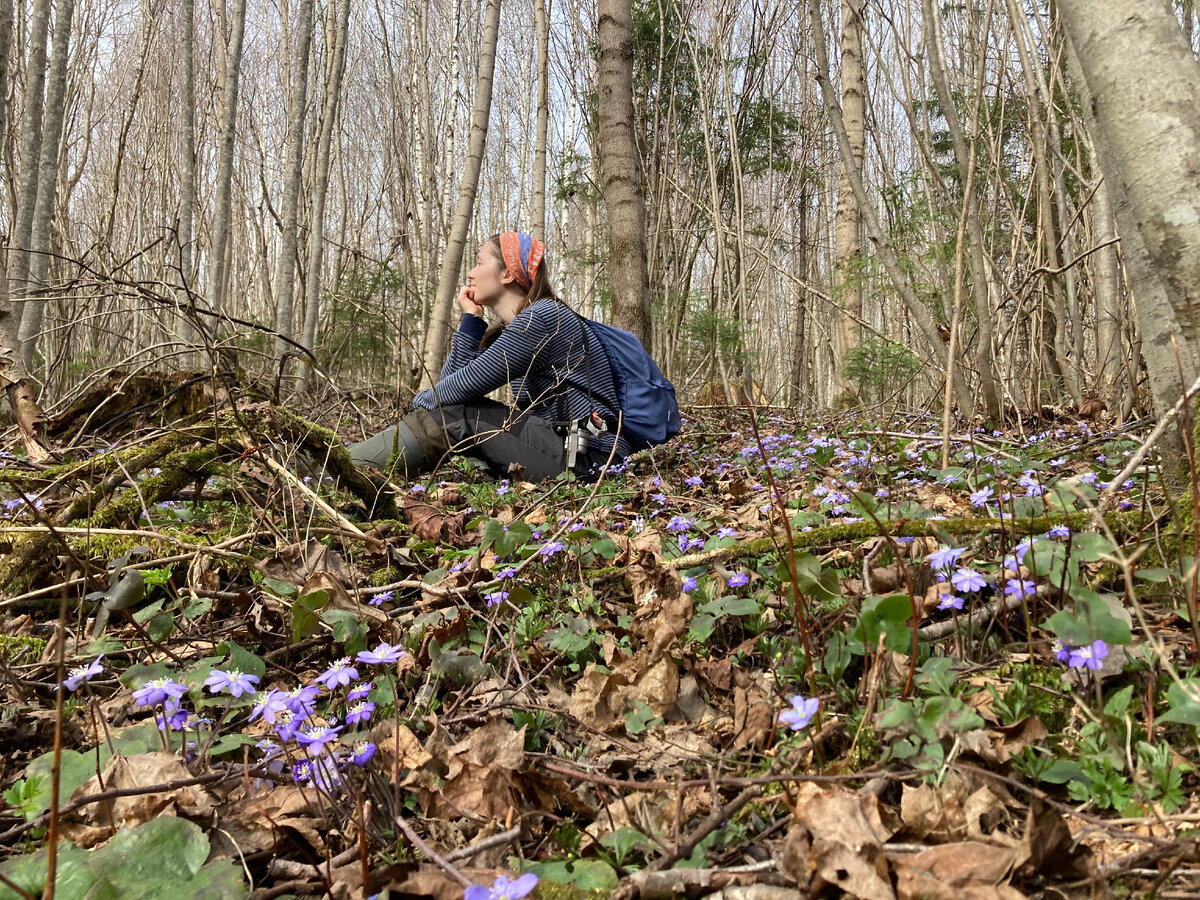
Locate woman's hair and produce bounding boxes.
[479,234,560,348]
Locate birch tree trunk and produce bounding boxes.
[531,0,549,241]
[597,0,651,343]
[419,0,501,388]
[206,0,248,316]
[831,0,864,407]
[177,0,198,356]
[298,0,351,391]
[273,0,316,361]
[808,0,973,414]
[17,0,74,373]
[1054,0,1200,486]
[9,0,51,324]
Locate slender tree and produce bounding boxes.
[419,0,502,388]
[18,0,75,372]
[299,0,352,390]
[207,0,248,316]
[8,0,51,321]
[596,0,651,343]
[177,0,198,357]
[273,0,316,359]
[532,0,550,241]
[831,0,865,406]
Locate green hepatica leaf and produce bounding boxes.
[292,589,328,642]
[1069,532,1117,563]
[697,595,760,617]
[86,817,247,900]
[526,859,619,892]
[25,750,94,818]
[0,841,96,900]
[1159,679,1200,726]
[219,641,267,680]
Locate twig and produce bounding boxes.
[918,584,1049,640]
[0,768,258,844]
[394,815,472,888]
[444,825,523,862]
[268,845,360,879]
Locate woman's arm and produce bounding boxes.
[413,302,564,411]
[439,314,488,377]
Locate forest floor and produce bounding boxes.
[1,399,1199,900]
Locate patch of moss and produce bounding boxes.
[0,634,46,662]
[530,880,608,900]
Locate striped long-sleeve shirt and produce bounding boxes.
[413,300,632,464]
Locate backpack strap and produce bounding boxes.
[554,302,620,425]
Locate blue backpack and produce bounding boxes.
[575,314,682,451]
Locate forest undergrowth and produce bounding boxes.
[2,399,1200,900]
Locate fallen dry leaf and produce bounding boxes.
[404,495,467,543]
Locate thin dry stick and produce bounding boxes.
[394,815,472,887]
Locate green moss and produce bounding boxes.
[0,634,46,662]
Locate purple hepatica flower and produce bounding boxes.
[951,567,988,593]
[681,575,698,593]
[316,658,359,690]
[778,695,820,731]
[204,669,260,697]
[156,700,193,732]
[250,689,291,724]
[274,709,304,743]
[1080,472,1098,484]
[64,656,104,692]
[351,741,377,767]
[285,684,320,716]
[937,594,965,611]
[297,724,343,755]
[497,566,518,579]
[1013,538,1037,565]
[927,546,966,572]
[684,475,703,487]
[1051,639,1072,663]
[1046,524,1071,539]
[728,572,750,588]
[368,590,394,607]
[133,676,188,707]
[345,701,375,726]
[292,759,312,784]
[1068,640,1108,670]
[347,682,373,703]
[464,874,540,900]
[666,515,691,533]
[357,642,405,666]
[716,526,738,539]
[970,486,994,508]
[1005,578,1037,598]
[485,590,509,607]
[538,541,565,558]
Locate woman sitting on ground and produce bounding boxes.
[348,232,631,481]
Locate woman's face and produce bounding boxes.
[466,242,512,307]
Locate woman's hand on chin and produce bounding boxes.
[457,284,485,317]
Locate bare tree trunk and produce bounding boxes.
[597,0,651,343]
[531,0,549,241]
[17,0,74,373]
[0,0,47,459]
[177,0,198,357]
[273,0,316,363]
[832,0,864,407]
[9,0,51,325]
[207,0,248,316]
[298,0,351,391]
[924,0,1001,420]
[419,0,501,388]
[1055,0,1200,487]
[1092,177,1124,411]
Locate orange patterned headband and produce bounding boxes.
[498,232,545,289]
